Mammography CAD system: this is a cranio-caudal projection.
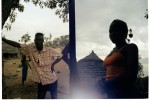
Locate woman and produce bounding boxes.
[101,19,142,98]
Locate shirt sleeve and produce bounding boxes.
[50,48,62,59]
[20,44,30,56]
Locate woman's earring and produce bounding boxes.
[128,28,133,38]
[126,39,130,43]
[129,33,133,38]
[127,28,133,43]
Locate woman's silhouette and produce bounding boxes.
[101,19,142,98]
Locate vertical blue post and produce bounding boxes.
[69,0,78,97]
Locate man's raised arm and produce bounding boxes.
[2,37,21,48]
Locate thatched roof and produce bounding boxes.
[2,42,19,53]
[78,50,103,62]
[77,50,106,86]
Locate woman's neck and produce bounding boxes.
[115,41,127,48]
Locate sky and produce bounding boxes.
[75,0,148,76]
[2,0,69,43]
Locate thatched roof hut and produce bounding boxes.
[2,42,19,59]
[77,50,106,87]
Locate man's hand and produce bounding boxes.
[51,57,62,72]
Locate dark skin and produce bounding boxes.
[34,35,44,52]
[103,21,139,88]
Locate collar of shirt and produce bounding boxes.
[33,45,47,53]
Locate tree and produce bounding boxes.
[138,55,144,77]
[52,35,69,47]
[53,37,60,47]
[2,0,69,29]
[44,33,53,46]
[59,35,69,46]
[19,33,31,44]
[2,0,24,29]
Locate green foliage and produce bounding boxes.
[138,55,144,78]
[44,33,53,46]
[44,34,69,48]
[53,37,61,46]
[24,0,30,3]
[53,35,69,47]
[3,0,69,30]
[4,10,17,30]
[9,10,17,23]
[19,33,31,44]
[28,0,69,22]
[3,0,24,30]
[4,23,12,31]
[18,4,24,12]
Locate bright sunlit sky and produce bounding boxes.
[75,0,148,76]
[2,0,69,43]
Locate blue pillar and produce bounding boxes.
[69,0,79,97]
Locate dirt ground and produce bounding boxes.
[3,58,70,99]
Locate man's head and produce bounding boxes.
[34,33,44,51]
[109,19,128,44]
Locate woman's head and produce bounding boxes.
[109,19,128,44]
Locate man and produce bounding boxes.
[2,33,62,99]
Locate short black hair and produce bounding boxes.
[109,19,128,35]
[35,32,44,37]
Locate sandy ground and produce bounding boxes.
[3,58,70,99]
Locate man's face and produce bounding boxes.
[34,35,44,48]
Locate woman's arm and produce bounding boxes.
[124,43,139,81]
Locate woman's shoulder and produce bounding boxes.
[127,43,138,50]
[125,43,138,54]
[120,43,138,56]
